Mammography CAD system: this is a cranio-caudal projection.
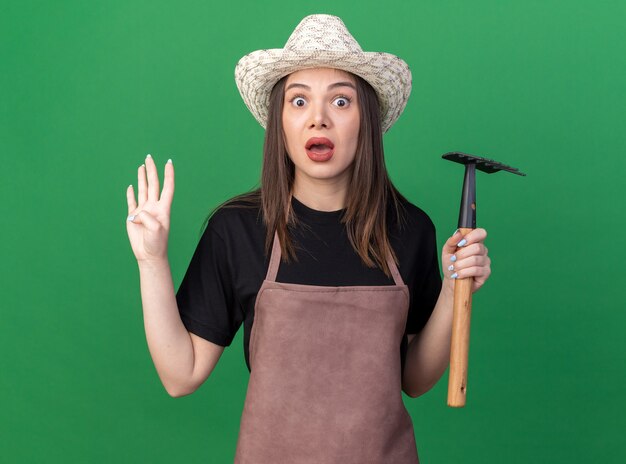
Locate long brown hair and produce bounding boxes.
[210,71,408,278]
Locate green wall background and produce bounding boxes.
[1,0,624,462]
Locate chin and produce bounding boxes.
[302,166,353,182]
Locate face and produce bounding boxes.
[282,67,360,192]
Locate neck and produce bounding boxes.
[292,175,349,211]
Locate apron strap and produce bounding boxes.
[265,230,282,282]
[385,252,405,286]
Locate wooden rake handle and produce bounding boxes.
[447,227,474,408]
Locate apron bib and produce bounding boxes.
[234,231,419,463]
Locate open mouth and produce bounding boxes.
[305,137,335,161]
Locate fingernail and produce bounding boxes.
[146,154,152,159]
[457,239,467,247]
[127,215,135,222]
[451,272,458,279]
[450,255,457,262]
[167,158,172,164]
[453,229,459,235]
[448,264,454,271]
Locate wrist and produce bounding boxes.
[137,256,170,272]
[440,278,455,299]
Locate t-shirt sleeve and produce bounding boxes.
[175,221,244,347]
[405,217,442,334]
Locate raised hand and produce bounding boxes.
[441,228,491,294]
[126,154,175,263]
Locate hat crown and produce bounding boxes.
[284,14,363,53]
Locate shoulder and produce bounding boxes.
[205,190,264,239]
[390,195,436,238]
[387,196,439,270]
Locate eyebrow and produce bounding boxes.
[285,81,357,91]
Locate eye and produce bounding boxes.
[333,96,352,108]
[289,96,307,107]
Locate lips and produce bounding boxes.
[305,137,335,162]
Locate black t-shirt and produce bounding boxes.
[176,194,442,377]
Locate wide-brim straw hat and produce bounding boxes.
[234,14,412,134]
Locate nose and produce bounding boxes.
[308,102,329,129]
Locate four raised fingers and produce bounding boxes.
[128,155,175,219]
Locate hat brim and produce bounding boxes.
[235,48,412,134]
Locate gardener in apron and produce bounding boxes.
[126,14,491,463]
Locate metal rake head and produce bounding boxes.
[442,152,526,176]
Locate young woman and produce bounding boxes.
[125,14,491,463]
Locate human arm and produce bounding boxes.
[402,228,491,398]
[126,155,224,397]
[136,258,225,397]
